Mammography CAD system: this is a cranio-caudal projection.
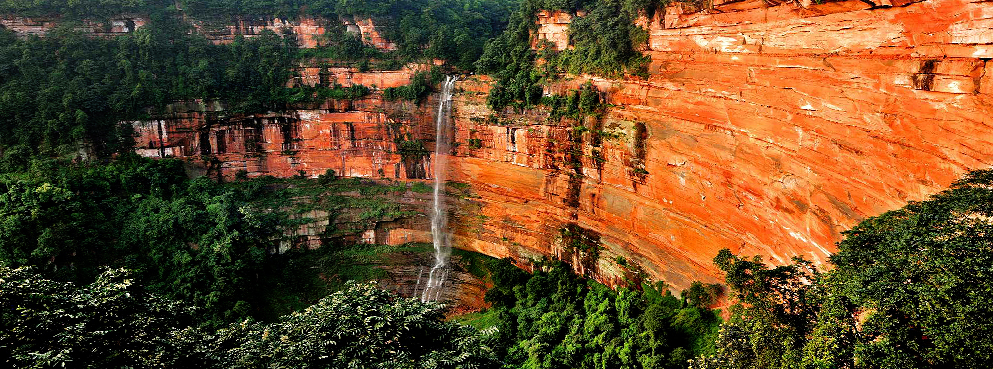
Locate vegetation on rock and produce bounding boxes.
[691,169,993,369]
[477,0,663,110]
[0,157,424,327]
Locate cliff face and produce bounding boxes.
[12,0,993,289]
[132,65,441,179]
[445,0,993,287]
[0,14,394,51]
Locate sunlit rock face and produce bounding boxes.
[445,0,993,288]
[13,0,993,289]
[131,65,444,179]
[532,10,574,50]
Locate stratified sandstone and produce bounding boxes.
[10,0,993,290]
[532,10,574,50]
[447,0,993,288]
[131,65,439,179]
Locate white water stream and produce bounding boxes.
[420,76,457,302]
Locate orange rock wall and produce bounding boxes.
[532,10,573,50]
[445,0,993,288]
[352,18,398,51]
[21,0,993,289]
[132,67,443,179]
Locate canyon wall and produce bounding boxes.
[445,0,993,288]
[131,64,439,179]
[9,0,993,289]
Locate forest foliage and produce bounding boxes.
[0,0,513,70]
[2,1,993,368]
[1,269,497,368]
[691,169,993,369]
[476,0,666,110]
[484,259,723,369]
[0,0,515,169]
[0,157,423,327]
[0,16,298,169]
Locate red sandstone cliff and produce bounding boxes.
[445,0,993,288]
[10,0,993,289]
[119,0,993,289]
[130,64,440,179]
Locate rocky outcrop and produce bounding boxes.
[0,15,145,36]
[0,14,395,51]
[189,16,327,48]
[532,10,575,50]
[348,18,398,51]
[444,0,993,288]
[132,65,437,179]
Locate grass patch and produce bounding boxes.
[411,181,433,193]
[451,248,495,280]
[453,309,500,330]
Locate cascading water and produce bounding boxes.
[420,75,457,302]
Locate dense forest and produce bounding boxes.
[6,168,993,367]
[0,18,298,169]
[0,156,437,326]
[2,270,497,368]
[0,0,513,170]
[0,0,512,69]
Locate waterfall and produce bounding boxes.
[421,75,457,302]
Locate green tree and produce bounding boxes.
[1,267,500,368]
[694,169,993,369]
[0,266,203,368]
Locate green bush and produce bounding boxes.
[1,267,499,368]
[695,169,993,369]
[483,258,722,369]
[383,69,442,103]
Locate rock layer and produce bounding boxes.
[0,14,395,51]
[446,0,993,288]
[10,0,993,289]
[132,65,440,179]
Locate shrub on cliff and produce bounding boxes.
[477,0,659,110]
[383,70,441,103]
[694,169,993,369]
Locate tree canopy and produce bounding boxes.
[483,258,723,369]
[1,267,497,368]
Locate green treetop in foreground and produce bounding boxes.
[0,267,498,368]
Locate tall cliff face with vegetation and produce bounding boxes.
[3,0,991,290]
[3,0,993,368]
[444,0,993,288]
